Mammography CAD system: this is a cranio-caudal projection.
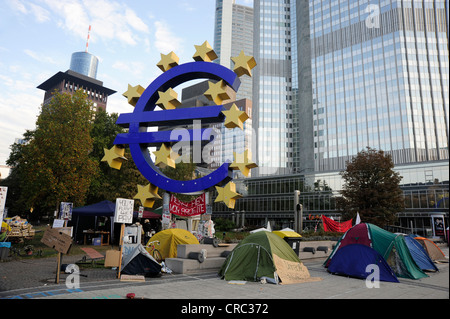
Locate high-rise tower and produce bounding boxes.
[69,26,99,79]
[37,26,115,111]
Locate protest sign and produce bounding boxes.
[114,198,134,224]
[169,193,206,217]
[0,186,7,225]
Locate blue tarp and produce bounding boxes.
[404,235,438,272]
[327,244,399,283]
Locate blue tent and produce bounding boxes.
[404,235,438,272]
[72,200,116,216]
[71,200,117,243]
[327,244,399,283]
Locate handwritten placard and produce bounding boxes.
[41,227,73,254]
[114,198,134,224]
[273,254,322,285]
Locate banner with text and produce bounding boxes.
[169,193,206,217]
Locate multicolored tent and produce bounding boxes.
[402,235,438,272]
[327,244,399,282]
[414,237,447,262]
[325,223,428,280]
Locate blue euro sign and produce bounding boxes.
[114,61,241,193]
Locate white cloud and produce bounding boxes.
[33,0,151,47]
[125,8,150,34]
[28,3,51,22]
[7,0,27,14]
[154,20,183,53]
[112,60,147,78]
[0,91,41,165]
[24,49,58,65]
[7,0,50,22]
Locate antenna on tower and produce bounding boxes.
[85,25,91,52]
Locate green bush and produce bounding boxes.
[214,218,236,231]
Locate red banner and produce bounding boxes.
[322,215,353,233]
[169,194,206,217]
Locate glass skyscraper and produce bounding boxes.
[251,0,449,183]
[253,0,296,176]
[212,1,449,232]
[70,51,99,79]
[215,0,254,101]
[306,0,449,177]
[213,0,255,176]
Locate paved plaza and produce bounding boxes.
[1,247,448,302]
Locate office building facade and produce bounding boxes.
[211,0,255,175]
[212,0,449,235]
[37,70,115,111]
[38,49,115,111]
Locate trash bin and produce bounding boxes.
[0,242,11,260]
[283,237,302,255]
[272,230,302,255]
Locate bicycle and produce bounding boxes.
[8,245,43,258]
[145,240,162,263]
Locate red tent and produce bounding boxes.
[321,215,353,233]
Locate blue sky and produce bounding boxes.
[0,0,253,166]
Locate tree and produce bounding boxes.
[8,90,97,218]
[336,147,404,226]
[87,109,155,208]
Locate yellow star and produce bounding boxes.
[134,183,161,208]
[231,50,256,77]
[229,149,258,177]
[222,103,249,130]
[204,80,231,105]
[215,182,242,209]
[156,88,181,110]
[122,84,145,106]
[193,41,218,62]
[153,144,178,168]
[101,146,127,170]
[156,51,179,72]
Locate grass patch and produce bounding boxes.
[5,225,117,261]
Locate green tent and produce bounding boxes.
[324,223,427,280]
[219,231,309,283]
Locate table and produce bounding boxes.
[83,230,110,246]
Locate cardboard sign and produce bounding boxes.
[273,254,322,285]
[105,250,121,267]
[0,186,7,225]
[41,227,73,254]
[114,198,134,224]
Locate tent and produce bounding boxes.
[327,244,399,282]
[402,235,438,272]
[325,223,428,280]
[121,244,162,277]
[414,237,447,262]
[71,200,118,243]
[145,228,199,260]
[219,231,319,284]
